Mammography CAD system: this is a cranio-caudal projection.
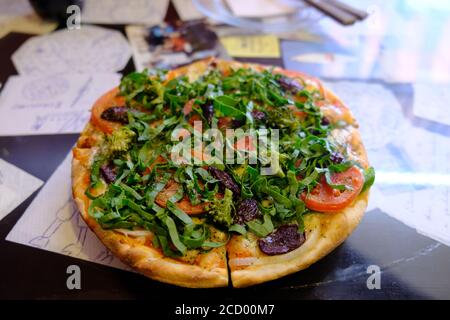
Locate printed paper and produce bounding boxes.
[172,0,205,21]
[0,159,43,221]
[82,0,169,25]
[225,0,296,18]
[325,80,450,246]
[0,73,121,136]
[6,154,130,271]
[12,26,131,75]
[413,83,450,126]
[220,35,280,58]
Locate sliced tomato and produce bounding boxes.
[188,114,202,127]
[217,116,233,129]
[301,166,364,213]
[143,155,167,175]
[155,180,206,215]
[183,99,195,115]
[287,104,307,120]
[90,87,126,134]
[234,135,256,152]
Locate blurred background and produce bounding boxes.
[1,0,450,299]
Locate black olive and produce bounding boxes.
[309,128,322,135]
[201,103,214,124]
[278,76,303,94]
[100,106,129,124]
[330,151,344,164]
[208,167,240,196]
[251,110,266,122]
[100,163,117,184]
[321,117,330,126]
[231,118,246,128]
[235,199,261,224]
[258,225,306,255]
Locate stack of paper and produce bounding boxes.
[12,26,131,75]
[0,73,121,136]
[0,159,43,221]
[225,0,297,18]
[172,0,206,21]
[82,0,169,25]
[0,26,130,137]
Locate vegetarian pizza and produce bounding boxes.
[72,58,374,288]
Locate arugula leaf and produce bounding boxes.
[168,187,184,203]
[161,215,187,255]
[145,173,170,207]
[166,201,193,225]
[202,239,229,248]
[255,178,292,208]
[229,223,247,235]
[123,198,154,221]
[246,214,274,237]
[213,95,246,118]
[287,170,299,197]
[316,168,350,191]
[119,182,143,200]
[180,224,208,249]
[157,234,180,258]
[362,167,375,192]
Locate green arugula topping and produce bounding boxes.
[362,167,376,192]
[85,66,375,256]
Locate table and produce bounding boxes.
[1,1,450,300]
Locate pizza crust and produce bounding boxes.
[71,58,370,288]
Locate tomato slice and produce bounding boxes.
[287,104,307,120]
[234,135,257,152]
[155,180,206,215]
[90,87,126,134]
[301,166,364,213]
[183,99,195,116]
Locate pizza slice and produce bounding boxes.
[72,87,228,288]
[224,68,371,287]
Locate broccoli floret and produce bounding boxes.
[266,105,299,131]
[207,188,234,227]
[107,126,136,154]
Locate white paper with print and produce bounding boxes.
[225,0,296,18]
[6,154,130,271]
[412,83,450,126]
[0,0,33,18]
[0,159,43,221]
[82,0,169,24]
[374,125,450,246]
[324,81,450,246]
[0,73,121,136]
[323,81,406,150]
[375,185,450,246]
[12,26,131,75]
[172,0,206,21]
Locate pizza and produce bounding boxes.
[72,58,374,288]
